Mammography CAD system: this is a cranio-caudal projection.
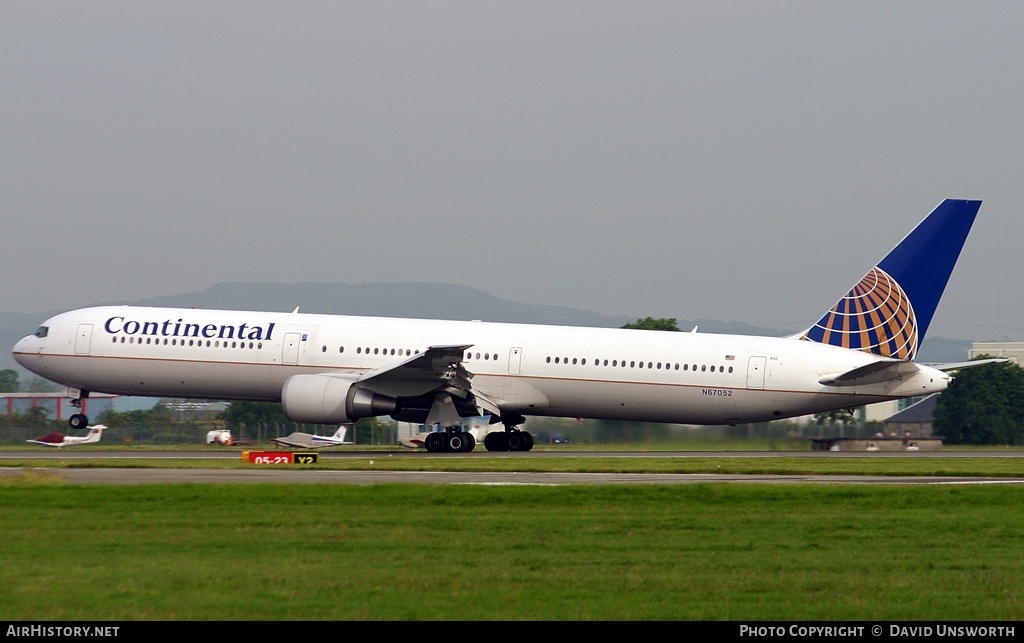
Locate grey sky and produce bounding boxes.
[2,2,1021,341]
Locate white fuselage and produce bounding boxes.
[12,306,951,425]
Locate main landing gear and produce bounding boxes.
[424,426,477,453]
[483,428,534,452]
[421,416,536,453]
[484,415,534,452]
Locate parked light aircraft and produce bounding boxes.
[27,425,106,447]
[13,199,996,452]
[271,425,353,449]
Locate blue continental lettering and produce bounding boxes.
[103,316,276,341]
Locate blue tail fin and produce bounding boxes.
[801,199,981,360]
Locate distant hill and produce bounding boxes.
[0,281,970,372]
[112,282,632,327]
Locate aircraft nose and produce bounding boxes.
[12,335,39,368]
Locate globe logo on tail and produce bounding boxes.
[801,267,918,360]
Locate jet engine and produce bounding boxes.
[281,374,396,424]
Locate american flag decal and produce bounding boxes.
[725,355,735,361]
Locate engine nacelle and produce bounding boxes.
[281,374,396,424]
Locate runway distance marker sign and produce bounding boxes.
[243,451,319,464]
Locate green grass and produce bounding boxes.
[0,483,1022,620]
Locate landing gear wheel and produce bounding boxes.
[447,432,466,452]
[507,431,524,451]
[521,431,534,452]
[69,413,88,430]
[425,432,445,453]
[507,430,535,452]
[484,432,507,452]
[462,431,476,452]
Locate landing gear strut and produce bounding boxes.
[68,390,89,430]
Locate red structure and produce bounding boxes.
[1,392,117,419]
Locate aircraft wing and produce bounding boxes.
[27,439,65,447]
[351,344,476,398]
[27,431,69,447]
[271,433,317,449]
[344,343,503,420]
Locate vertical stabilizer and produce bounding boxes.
[82,426,105,444]
[801,199,981,360]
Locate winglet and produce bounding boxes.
[801,199,981,361]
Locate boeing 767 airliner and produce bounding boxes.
[13,199,993,452]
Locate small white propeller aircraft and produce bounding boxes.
[27,425,106,448]
[271,425,353,449]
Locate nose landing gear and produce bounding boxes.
[68,390,90,429]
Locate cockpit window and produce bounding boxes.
[35,326,48,338]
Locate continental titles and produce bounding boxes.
[104,316,276,341]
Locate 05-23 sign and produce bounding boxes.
[245,452,319,465]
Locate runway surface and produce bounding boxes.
[3,449,1024,485]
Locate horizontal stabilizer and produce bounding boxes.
[931,358,1009,373]
[819,360,922,387]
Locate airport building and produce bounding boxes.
[969,342,1024,365]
